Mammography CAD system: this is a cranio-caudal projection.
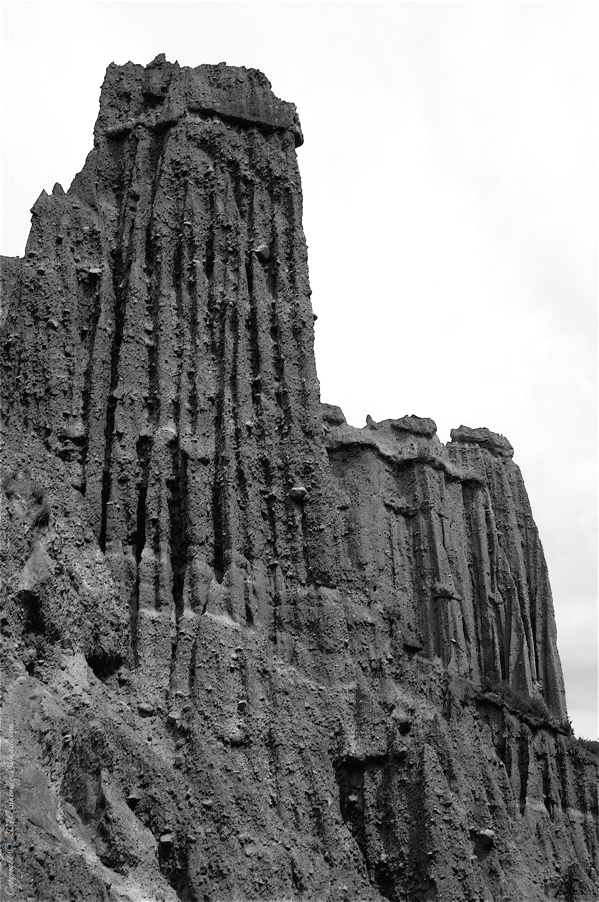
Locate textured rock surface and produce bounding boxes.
[1,56,597,902]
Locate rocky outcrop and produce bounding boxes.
[1,56,597,902]
[324,415,567,721]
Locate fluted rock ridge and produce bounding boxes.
[1,57,596,902]
[323,412,567,719]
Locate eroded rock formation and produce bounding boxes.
[1,55,597,902]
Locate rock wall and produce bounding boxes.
[1,56,597,902]
[323,412,567,720]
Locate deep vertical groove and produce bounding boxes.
[245,168,262,415]
[230,295,252,560]
[283,184,299,292]
[145,132,165,428]
[247,264,261,404]
[188,637,197,700]
[244,579,254,627]
[135,485,147,567]
[204,192,215,283]
[518,731,529,815]
[80,278,103,494]
[262,458,279,561]
[131,434,151,661]
[205,180,226,582]
[463,483,494,682]
[167,178,191,619]
[99,228,131,552]
[271,306,292,433]
[541,755,554,818]
[187,208,200,435]
[168,449,188,620]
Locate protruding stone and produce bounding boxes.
[390,415,437,437]
[118,668,132,685]
[449,425,514,458]
[474,828,496,848]
[253,243,271,261]
[287,486,309,502]
[321,403,347,428]
[431,580,459,600]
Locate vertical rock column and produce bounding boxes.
[448,427,567,719]
[324,415,567,720]
[1,57,343,704]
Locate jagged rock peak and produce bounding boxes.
[96,54,304,146]
[321,402,347,428]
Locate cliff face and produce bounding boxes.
[324,414,567,718]
[1,56,597,902]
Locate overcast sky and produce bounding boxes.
[1,1,596,738]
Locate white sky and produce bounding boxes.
[1,1,597,738]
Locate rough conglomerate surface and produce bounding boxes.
[1,56,597,902]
